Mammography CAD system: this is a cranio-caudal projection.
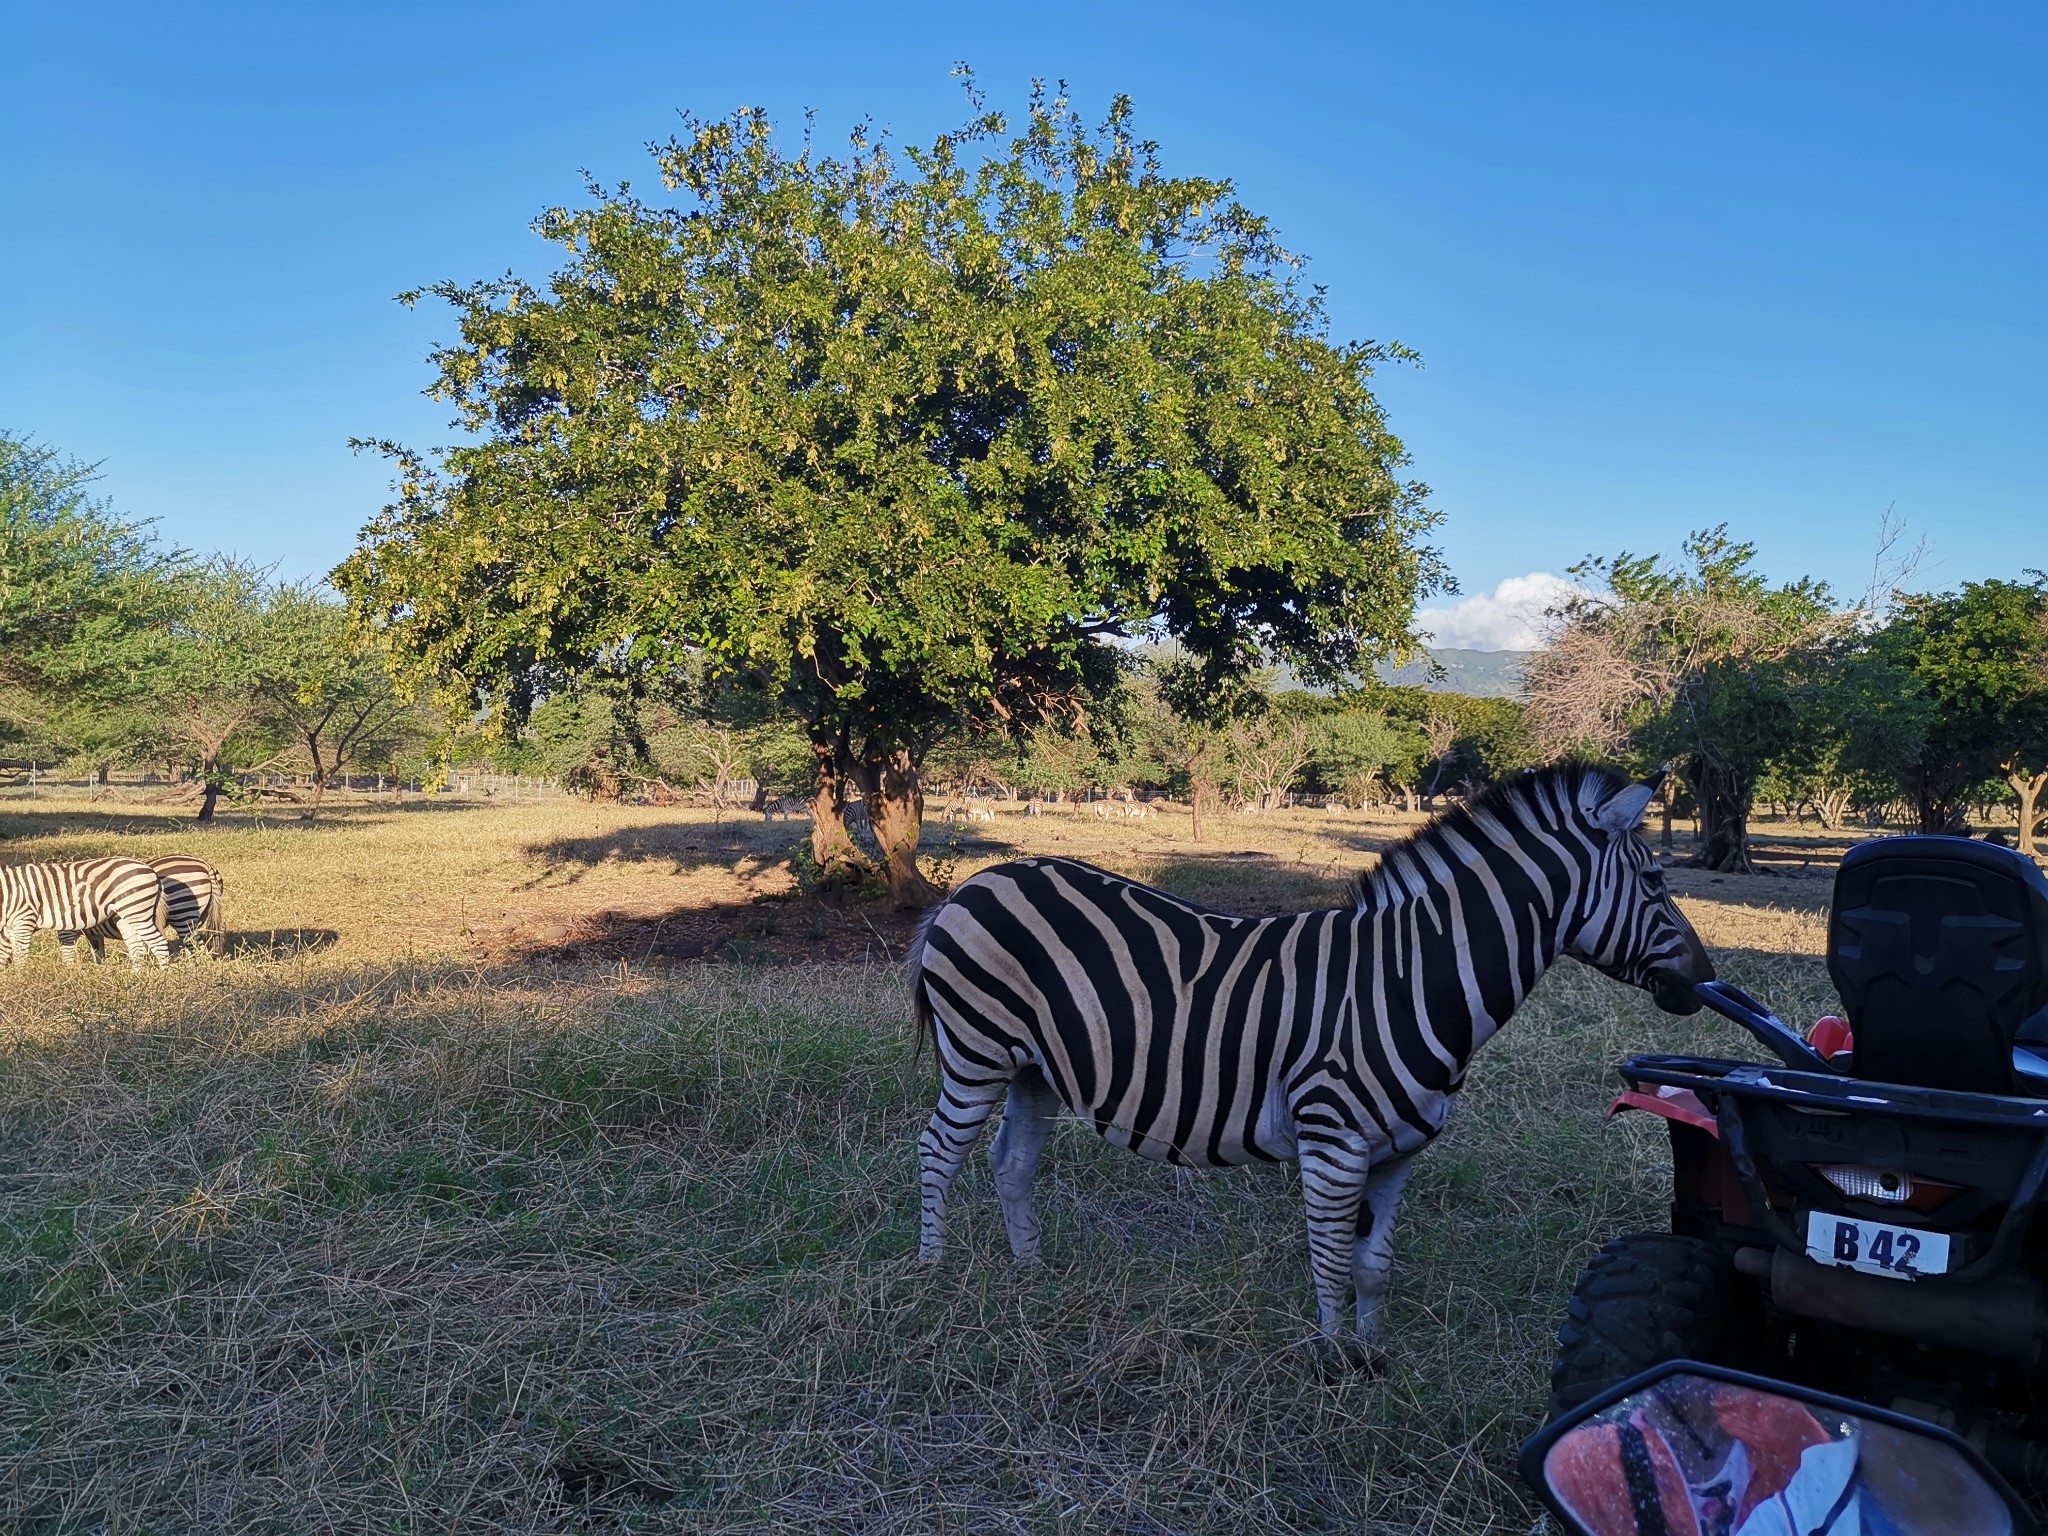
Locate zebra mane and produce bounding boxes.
[1353,759,1632,909]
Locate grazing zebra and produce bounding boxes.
[908,762,1713,1362]
[0,857,173,968]
[68,855,225,962]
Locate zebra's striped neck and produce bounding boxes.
[1350,770,1611,1037]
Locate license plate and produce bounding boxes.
[1805,1212,1950,1280]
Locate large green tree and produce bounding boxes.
[338,81,1444,903]
[1877,577,2048,837]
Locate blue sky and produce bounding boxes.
[4,3,2040,645]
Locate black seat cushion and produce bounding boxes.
[1828,837,2048,1095]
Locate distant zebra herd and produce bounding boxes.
[0,855,225,968]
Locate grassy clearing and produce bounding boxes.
[0,795,1839,1532]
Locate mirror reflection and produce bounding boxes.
[1542,1372,2012,1536]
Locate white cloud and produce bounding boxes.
[1415,572,1587,651]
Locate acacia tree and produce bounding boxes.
[150,559,299,821]
[1228,711,1314,811]
[337,81,1443,904]
[0,433,180,759]
[1875,578,2048,837]
[266,585,418,818]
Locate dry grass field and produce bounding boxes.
[0,791,1849,1533]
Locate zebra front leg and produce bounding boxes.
[1352,1154,1417,1349]
[917,1070,1009,1262]
[987,1066,1061,1263]
[57,930,82,965]
[1297,1131,1374,1367]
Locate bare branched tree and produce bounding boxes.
[1523,621,1649,758]
[1521,528,1844,872]
[1859,504,1932,622]
[1227,715,1314,812]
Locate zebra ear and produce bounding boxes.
[1592,782,1657,834]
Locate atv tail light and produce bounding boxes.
[1816,1164,1914,1204]
[1812,1163,1961,1213]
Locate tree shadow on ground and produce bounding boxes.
[503,891,921,969]
[521,817,1016,881]
[223,929,341,959]
[62,928,342,966]
[522,818,808,878]
[0,799,503,841]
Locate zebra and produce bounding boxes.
[908,761,1713,1363]
[67,855,225,962]
[0,857,174,968]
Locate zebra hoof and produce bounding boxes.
[1320,1336,1389,1378]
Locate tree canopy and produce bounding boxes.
[1877,577,2048,835]
[0,432,178,746]
[337,80,1445,901]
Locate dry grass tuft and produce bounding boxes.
[0,795,1840,1531]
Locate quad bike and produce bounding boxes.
[1548,835,2048,1487]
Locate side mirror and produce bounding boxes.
[1520,1362,2032,1536]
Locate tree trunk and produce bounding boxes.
[1911,766,1967,834]
[1687,758,1756,873]
[807,747,867,889]
[304,737,328,820]
[1922,803,1967,835]
[1815,788,1851,831]
[858,748,940,908]
[195,748,224,823]
[2007,762,2048,860]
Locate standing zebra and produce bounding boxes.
[0,857,173,967]
[68,855,226,962]
[909,762,1712,1362]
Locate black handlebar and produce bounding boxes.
[1692,980,1835,1074]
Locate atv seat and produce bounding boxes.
[1828,836,2048,1096]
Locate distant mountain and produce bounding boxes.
[1376,648,1533,698]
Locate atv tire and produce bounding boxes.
[1548,1233,1735,1417]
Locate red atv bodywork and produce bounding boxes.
[1609,1085,1766,1231]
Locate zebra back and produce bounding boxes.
[0,857,166,935]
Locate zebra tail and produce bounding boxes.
[204,868,226,956]
[905,902,943,1067]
